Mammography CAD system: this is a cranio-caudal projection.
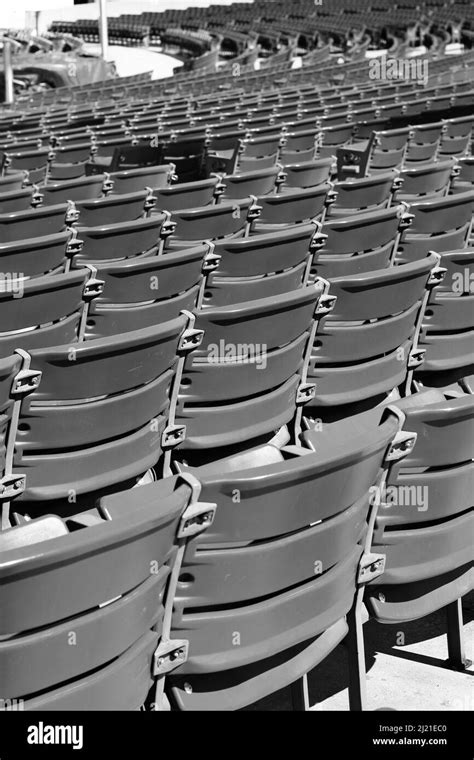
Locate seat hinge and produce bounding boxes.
[178,500,217,539]
[161,424,186,450]
[427,266,447,287]
[65,200,80,225]
[10,368,42,397]
[358,552,386,584]
[296,382,316,405]
[408,347,426,369]
[0,474,26,500]
[153,639,189,676]
[83,277,105,300]
[315,293,337,316]
[385,430,417,462]
[178,328,204,353]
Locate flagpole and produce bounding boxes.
[99,0,109,60]
[3,39,14,105]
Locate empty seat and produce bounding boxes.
[396,190,474,264]
[365,389,473,674]
[74,190,155,226]
[405,122,444,165]
[109,164,174,194]
[315,205,412,277]
[40,175,108,205]
[165,403,412,710]
[166,198,259,248]
[0,474,200,707]
[218,167,283,201]
[0,229,80,278]
[203,223,323,307]
[306,253,442,409]
[83,244,207,337]
[280,158,334,191]
[329,171,399,217]
[0,203,71,243]
[254,183,333,232]
[154,177,221,212]
[10,315,193,502]
[175,285,322,451]
[0,269,95,358]
[2,147,52,182]
[0,186,41,214]
[76,214,167,262]
[396,159,458,201]
[416,248,474,379]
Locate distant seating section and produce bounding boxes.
[0,0,473,713]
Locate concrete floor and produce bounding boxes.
[83,44,184,79]
[247,592,473,711]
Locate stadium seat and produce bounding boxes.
[416,248,474,381]
[315,205,413,277]
[202,223,325,306]
[76,214,168,261]
[175,284,325,452]
[306,253,444,409]
[154,177,222,211]
[109,164,174,194]
[254,183,334,231]
[0,229,81,277]
[279,158,334,190]
[218,166,283,201]
[83,244,207,337]
[396,159,459,201]
[329,171,400,217]
[8,314,199,504]
[0,203,72,242]
[0,269,96,358]
[365,390,473,673]
[396,190,474,264]
[166,197,260,248]
[0,185,42,213]
[164,404,414,710]
[0,473,207,708]
[74,189,155,225]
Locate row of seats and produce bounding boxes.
[0,43,472,710]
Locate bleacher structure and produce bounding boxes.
[0,0,472,712]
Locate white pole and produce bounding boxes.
[99,0,109,60]
[3,39,14,105]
